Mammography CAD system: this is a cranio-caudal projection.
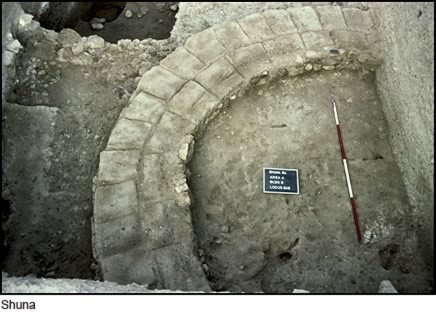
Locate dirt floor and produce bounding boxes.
[73,2,178,43]
[188,70,433,293]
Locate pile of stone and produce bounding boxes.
[52,27,179,107]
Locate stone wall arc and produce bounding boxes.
[92,5,382,291]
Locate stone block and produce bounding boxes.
[365,33,383,61]
[99,247,156,286]
[138,66,186,101]
[331,30,368,51]
[120,92,166,124]
[287,7,322,32]
[147,112,196,153]
[263,34,305,55]
[262,9,298,35]
[168,81,204,116]
[94,180,138,224]
[140,200,193,251]
[225,44,273,79]
[177,135,195,164]
[189,90,221,127]
[168,81,220,125]
[316,6,347,30]
[238,13,275,43]
[106,118,151,150]
[262,34,306,69]
[94,213,142,257]
[301,31,334,51]
[140,153,189,202]
[195,57,245,99]
[140,154,166,201]
[184,28,227,65]
[160,46,206,80]
[149,245,210,291]
[213,21,252,51]
[97,150,139,184]
[342,8,374,33]
[100,245,210,291]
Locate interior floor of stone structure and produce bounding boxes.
[189,70,431,293]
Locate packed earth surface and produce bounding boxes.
[189,70,430,293]
[1,2,433,293]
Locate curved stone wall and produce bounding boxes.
[92,6,382,291]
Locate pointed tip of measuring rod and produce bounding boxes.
[331,95,336,103]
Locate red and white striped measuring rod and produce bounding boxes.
[331,95,362,243]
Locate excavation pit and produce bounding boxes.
[2,3,433,293]
[188,70,430,293]
[88,5,432,293]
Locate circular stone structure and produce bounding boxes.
[92,5,384,291]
